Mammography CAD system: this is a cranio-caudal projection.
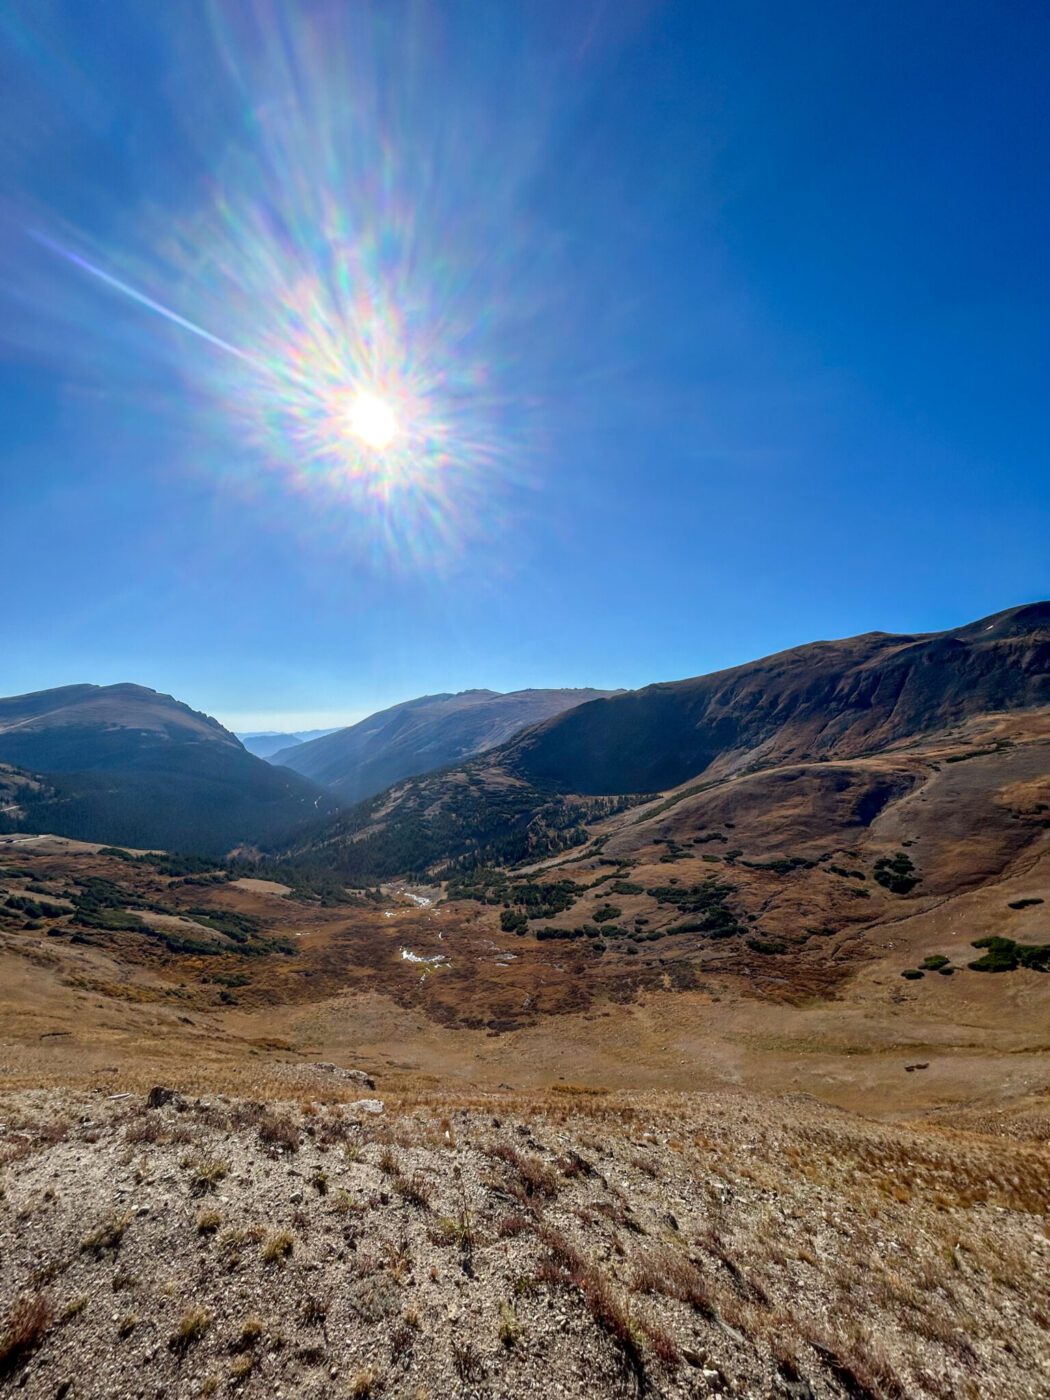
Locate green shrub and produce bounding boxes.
[944,741,1011,764]
[874,852,920,895]
[829,864,866,880]
[969,936,1050,973]
[740,856,815,874]
[5,895,66,919]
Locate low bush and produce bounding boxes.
[747,937,788,954]
[969,936,1050,973]
[0,1294,52,1376]
[874,852,920,895]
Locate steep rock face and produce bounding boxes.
[0,684,340,854]
[271,688,620,804]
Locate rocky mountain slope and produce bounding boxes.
[0,685,340,855]
[283,603,1049,881]
[502,600,1050,794]
[270,688,619,805]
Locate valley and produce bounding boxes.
[1,702,1046,1119]
[0,607,1047,1399]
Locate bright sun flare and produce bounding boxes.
[346,389,399,451]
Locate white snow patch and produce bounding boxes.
[400,948,449,967]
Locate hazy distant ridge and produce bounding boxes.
[238,729,338,759]
[270,688,621,804]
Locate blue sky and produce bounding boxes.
[1,0,1047,731]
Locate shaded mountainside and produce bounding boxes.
[280,603,1050,882]
[0,684,340,855]
[0,683,232,755]
[271,687,620,804]
[503,601,1050,794]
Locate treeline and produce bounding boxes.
[281,772,652,884]
[99,846,370,908]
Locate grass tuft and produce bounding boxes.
[169,1306,211,1355]
[351,1365,380,1397]
[0,1293,52,1376]
[80,1211,132,1258]
[261,1229,295,1264]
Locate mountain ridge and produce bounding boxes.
[0,683,340,854]
[280,602,1050,881]
[498,600,1050,794]
[271,686,621,804]
[238,729,339,759]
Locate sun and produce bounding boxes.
[346,389,399,451]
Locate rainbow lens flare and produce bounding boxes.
[5,0,549,571]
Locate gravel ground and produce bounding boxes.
[0,1083,1047,1399]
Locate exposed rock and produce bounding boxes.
[145,1086,180,1110]
[307,1062,376,1089]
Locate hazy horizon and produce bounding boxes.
[8,592,1047,738]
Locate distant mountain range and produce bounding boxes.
[268,689,621,805]
[238,729,338,759]
[0,683,617,856]
[0,684,339,854]
[282,602,1050,880]
[1,604,1046,873]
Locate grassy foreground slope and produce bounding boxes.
[0,1078,1046,1399]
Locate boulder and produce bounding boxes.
[146,1085,181,1110]
[308,1062,376,1090]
